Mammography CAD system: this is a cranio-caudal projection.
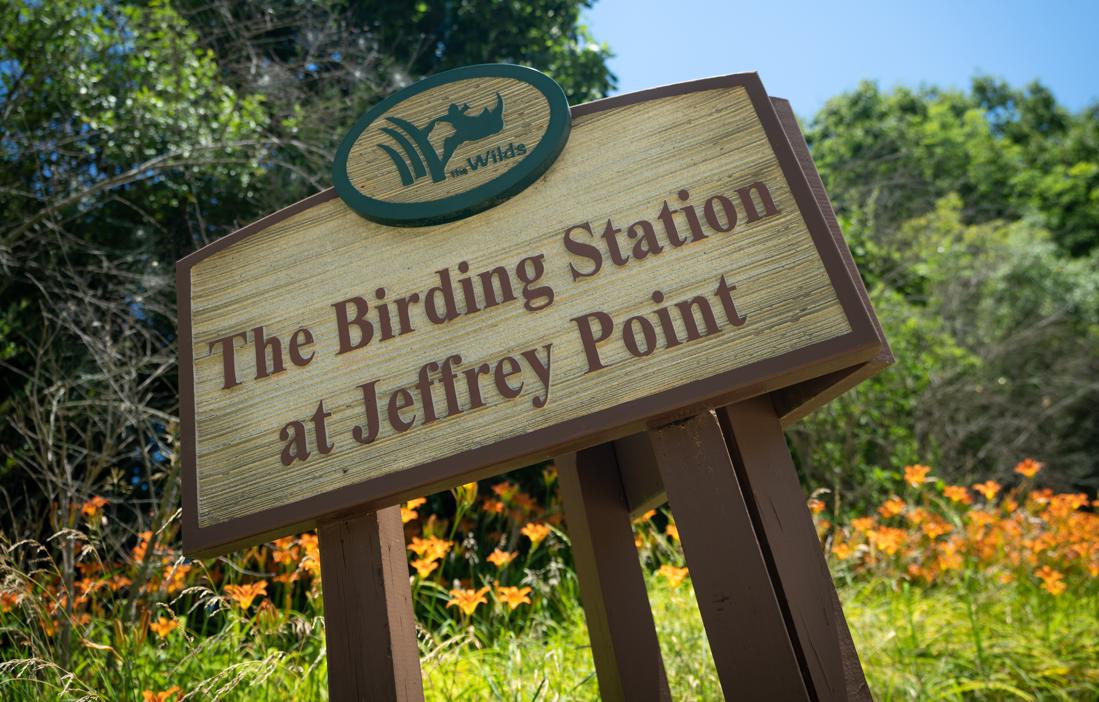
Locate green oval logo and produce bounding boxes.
[333,64,571,227]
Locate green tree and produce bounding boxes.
[0,0,615,542]
[806,78,1099,259]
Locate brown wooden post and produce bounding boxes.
[317,506,425,702]
[557,444,672,702]
[648,413,812,701]
[717,394,872,702]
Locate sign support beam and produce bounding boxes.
[648,412,813,701]
[317,507,425,702]
[557,444,672,702]
[717,395,871,702]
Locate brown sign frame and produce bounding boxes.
[179,72,884,558]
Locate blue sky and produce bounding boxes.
[584,0,1099,118]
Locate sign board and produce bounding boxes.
[179,71,882,557]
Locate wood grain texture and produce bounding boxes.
[190,85,856,528]
[717,394,870,702]
[557,446,671,702]
[317,506,424,702]
[346,77,550,203]
[648,412,810,701]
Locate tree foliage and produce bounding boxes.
[0,0,616,551]
[807,78,1099,257]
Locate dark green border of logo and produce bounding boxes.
[333,64,571,228]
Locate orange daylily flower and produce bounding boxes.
[936,552,963,571]
[272,540,299,567]
[974,481,1001,500]
[132,531,154,562]
[492,482,517,498]
[867,527,907,555]
[483,499,506,514]
[657,565,689,589]
[447,586,491,616]
[486,549,517,568]
[942,485,972,505]
[904,464,931,488]
[401,497,429,523]
[831,542,852,560]
[81,496,109,518]
[808,499,826,515]
[634,533,644,549]
[224,580,267,610]
[921,519,952,539]
[878,498,905,518]
[410,559,439,578]
[298,533,319,555]
[1036,566,1066,596]
[1,590,19,612]
[633,509,657,524]
[521,523,552,546]
[512,493,536,512]
[905,508,929,526]
[142,687,181,702]
[1014,459,1043,478]
[851,517,876,533]
[665,524,680,542]
[161,564,191,594]
[496,586,533,610]
[407,535,453,562]
[148,617,178,638]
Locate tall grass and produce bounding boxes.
[2,459,1097,700]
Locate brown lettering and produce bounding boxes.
[677,189,708,242]
[415,361,440,425]
[570,311,614,373]
[289,328,315,366]
[516,254,554,311]
[478,266,516,309]
[735,181,780,222]
[311,400,334,455]
[675,296,722,341]
[426,268,460,325]
[657,201,687,247]
[252,326,286,380]
[332,297,373,355]
[279,420,310,465]
[209,331,248,389]
[387,388,415,433]
[601,219,629,266]
[627,220,663,260]
[563,222,602,281]
[651,291,681,349]
[462,363,492,410]
[353,380,381,444]
[520,345,552,408]
[623,316,657,357]
[494,356,524,399]
[704,195,737,233]
[715,275,747,327]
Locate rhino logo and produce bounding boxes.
[378,93,505,186]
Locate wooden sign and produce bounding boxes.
[179,71,882,558]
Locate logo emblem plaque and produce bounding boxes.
[333,64,572,227]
